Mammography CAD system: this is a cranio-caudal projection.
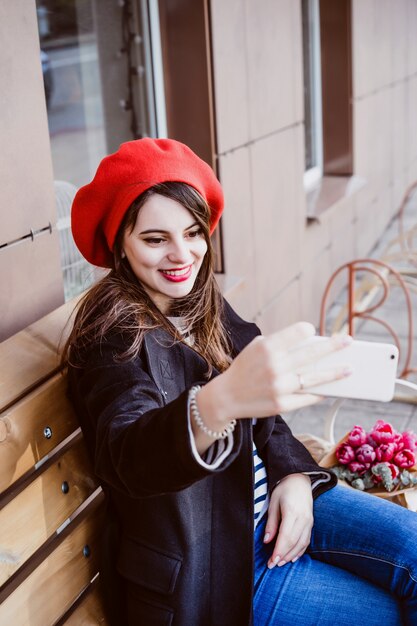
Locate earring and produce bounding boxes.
[121,250,126,259]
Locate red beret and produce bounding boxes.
[71,138,224,267]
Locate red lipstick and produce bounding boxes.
[159,265,192,283]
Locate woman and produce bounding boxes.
[67,138,417,626]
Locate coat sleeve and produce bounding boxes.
[223,298,337,497]
[68,338,244,499]
[257,416,337,497]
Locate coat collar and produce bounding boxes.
[142,300,260,404]
[143,328,211,403]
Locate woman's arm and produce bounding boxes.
[263,473,314,568]
[193,322,351,455]
[69,343,244,499]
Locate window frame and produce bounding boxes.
[302,0,324,191]
[302,0,353,193]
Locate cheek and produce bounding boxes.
[197,240,208,261]
[124,241,160,269]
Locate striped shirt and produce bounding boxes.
[253,441,269,528]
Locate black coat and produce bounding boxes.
[68,300,336,626]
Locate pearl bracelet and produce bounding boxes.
[189,385,237,440]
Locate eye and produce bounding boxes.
[144,237,165,245]
[187,228,203,238]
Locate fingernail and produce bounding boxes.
[292,556,299,563]
[343,366,353,377]
[263,533,270,543]
[268,555,280,569]
[277,560,287,567]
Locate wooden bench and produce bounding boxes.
[0,300,109,624]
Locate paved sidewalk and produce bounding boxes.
[286,192,417,445]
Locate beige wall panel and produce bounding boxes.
[250,127,303,311]
[408,76,417,166]
[221,280,254,323]
[375,0,392,89]
[245,0,300,139]
[256,278,301,335]
[299,248,333,327]
[327,198,356,272]
[301,219,331,269]
[373,90,392,190]
[352,0,376,98]
[391,84,406,188]
[354,92,391,201]
[218,147,258,320]
[392,173,407,217]
[391,82,408,212]
[371,191,391,245]
[407,0,417,75]
[409,161,417,187]
[0,234,64,341]
[392,0,408,82]
[291,0,304,124]
[353,195,376,259]
[377,184,395,228]
[0,0,56,244]
[210,0,250,154]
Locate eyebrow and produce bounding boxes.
[139,222,199,235]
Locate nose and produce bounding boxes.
[167,237,192,265]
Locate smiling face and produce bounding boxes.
[122,193,208,313]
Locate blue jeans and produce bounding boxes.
[253,485,417,625]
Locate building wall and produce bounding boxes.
[210,0,417,332]
[0,0,64,341]
[1,0,417,340]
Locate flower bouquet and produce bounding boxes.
[320,420,417,509]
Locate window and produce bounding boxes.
[302,0,323,189]
[302,0,353,192]
[37,0,222,298]
[36,0,165,299]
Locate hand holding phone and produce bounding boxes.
[298,336,399,402]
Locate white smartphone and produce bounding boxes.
[300,336,399,402]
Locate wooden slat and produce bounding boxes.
[0,373,79,494]
[0,439,99,587]
[0,504,104,625]
[59,581,109,625]
[0,297,80,412]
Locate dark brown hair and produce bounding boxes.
[63,182,231,375]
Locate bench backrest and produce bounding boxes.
[0,300,109,624]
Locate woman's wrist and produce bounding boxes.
[195,376,236,431]
[190,386,236,440]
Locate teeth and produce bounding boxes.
[162,267,190,276]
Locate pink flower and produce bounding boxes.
[401,431,417,451]
[375,443,396,462]
[356,444,376,464]
[336,442,356,465]
[372,463,400,484]
[393,449,416,469]
[366,433,378,448]
[347,425,367,447]
[348,461,370,475]
[392,432,404,451]
[370,420,395,445]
